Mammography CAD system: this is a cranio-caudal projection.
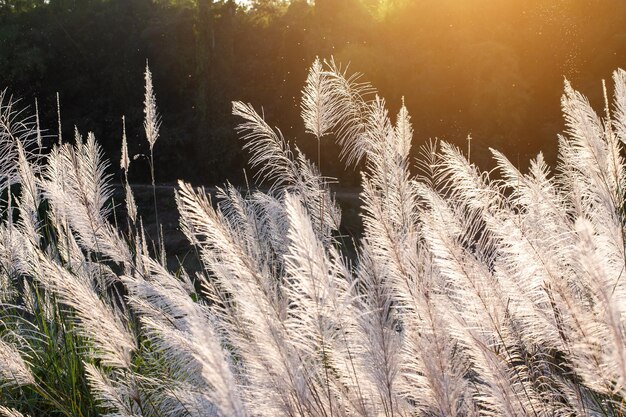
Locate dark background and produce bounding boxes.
[1,0,625,186]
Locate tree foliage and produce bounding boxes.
[1,0,625,184]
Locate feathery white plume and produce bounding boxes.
[42,132,131,263]
[232,101,296,189]
[0,407,30,417]
[121,115,130,172]
[0,336,35,389]
[24,238,135,369]
[144,63,160,150]
[301,57,340,139]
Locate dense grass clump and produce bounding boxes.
[0,61,625,416]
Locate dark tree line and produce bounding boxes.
[1,0,625,185]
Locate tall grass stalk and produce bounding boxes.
[144,63,164,261]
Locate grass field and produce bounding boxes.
[0,61,625,417]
